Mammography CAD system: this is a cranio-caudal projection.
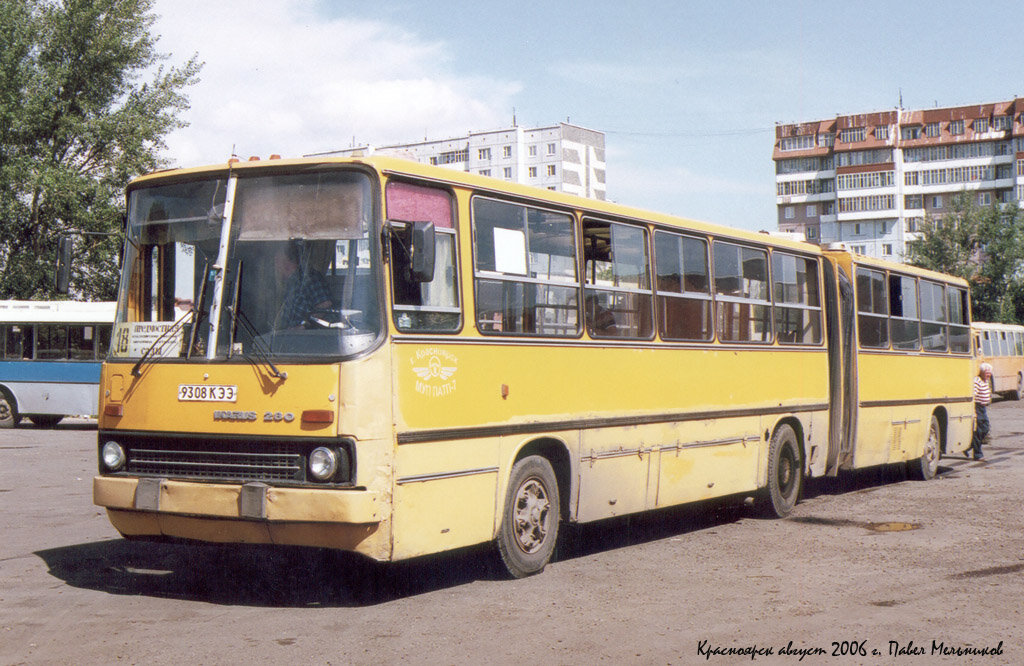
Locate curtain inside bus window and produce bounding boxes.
[473,198,579,336]
[920,281,948,352]
[855,268,888,348]
[888,274,920,350]
[234,173,368,240]
[386,181,460,332]
[654,231,712,341]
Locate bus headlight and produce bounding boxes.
[308,447,338,481]
[102,441,126,472]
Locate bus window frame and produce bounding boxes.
[855,266,889,349]
[771,249,824,346]
[470,195,582,338]
[581,217,655,341]
[888,272,921,351]
[713,240,773,344]
[919,279,948,353]
[652,229,713,342]
[384,178,464,335]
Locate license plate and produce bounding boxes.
[177,384,237,402]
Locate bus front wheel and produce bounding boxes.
[0,391,20,429]
[909,415,941,481]
[496,455,560,579]
[762,424,802,518]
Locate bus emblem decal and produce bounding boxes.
[213,410,258,422]
[411,348,458,397]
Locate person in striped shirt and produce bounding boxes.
[969,362,993,460]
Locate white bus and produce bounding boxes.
[0,300,116,427]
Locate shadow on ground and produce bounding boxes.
[34,498,750,607]
[35,462,930,607]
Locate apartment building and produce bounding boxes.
[315,122,607,200]
[774,99,1024,259]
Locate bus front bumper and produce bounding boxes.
[94,476,388,553]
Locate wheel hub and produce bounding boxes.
[513,478,549,554]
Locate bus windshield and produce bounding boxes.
[112,169,380,361]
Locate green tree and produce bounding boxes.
[0,0,201,300]
[906,192,1024,323]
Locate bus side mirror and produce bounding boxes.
[55,236,73,294]
[409,220,435,282]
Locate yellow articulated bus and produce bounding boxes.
[93,156,974,577]
[972,321,1024,399]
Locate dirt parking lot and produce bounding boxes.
[2,404,1023,665]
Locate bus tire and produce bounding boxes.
[0,390,20,429]
[909,415,941,481]
[496,455,560,579]
[28,414,63,428]
[762,424,802,518]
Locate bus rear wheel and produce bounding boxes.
[496,455,560,579]
[761,424,802,518]
[0,392,20,429]
[909,415,940,481]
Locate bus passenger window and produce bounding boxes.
[856,268,888,348]
[888,274,920,350]
[4,325,31,359]
[583,220,653,339]
[713,241,771,343]
[654,231,712,341]
[920,281,947,352]
[36,325,68,360]
[472,197,579,337]
[772,252,822,345]
[68,325,96,360]
[947,287,969,353]
[386,181,460,332]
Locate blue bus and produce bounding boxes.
[0,300,115,428]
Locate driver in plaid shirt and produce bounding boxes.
[274,244,331,329]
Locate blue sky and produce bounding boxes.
[152,0,1024,231]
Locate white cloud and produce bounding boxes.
[152,0,520,166]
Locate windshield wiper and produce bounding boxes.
[229,309,288,380]
[130,308,194,377]
[186,260,212,359]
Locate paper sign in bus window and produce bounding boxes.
[493,227,528,275]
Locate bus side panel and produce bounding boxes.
[577,424,655,521]
[0,360,101,416]
[3,380,99,416]
[391,437,499,561]
[652,416,762,511]
[853,353,973,467]
[392,342,828,529]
